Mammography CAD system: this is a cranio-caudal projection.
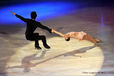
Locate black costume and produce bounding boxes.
[15,14,52,49]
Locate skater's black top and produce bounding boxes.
[15,14,52,35]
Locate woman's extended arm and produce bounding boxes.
[52,29,65,37]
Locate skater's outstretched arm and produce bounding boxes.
[10,11,28,22]
[37,22,52,33]
[52,29,64,37]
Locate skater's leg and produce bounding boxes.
[83,34,98,44]
[35,40,41,49]
[33,33,42,49]
[26,33,42,49]
[39,35,50,49]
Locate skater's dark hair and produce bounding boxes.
[31,11,37,19]
[65,37,70,41]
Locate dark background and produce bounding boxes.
[0,0,114,7]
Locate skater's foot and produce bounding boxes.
[35,46,42,49]
[96,39,103,43]
[95,39,100,43]
[44,45,51,49]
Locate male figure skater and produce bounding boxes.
[52,29,100,44]
[10,11,52,49]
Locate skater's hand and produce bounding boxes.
[52,29,55,33]
[10,11,16,15]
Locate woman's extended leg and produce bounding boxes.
[83,34,99,44]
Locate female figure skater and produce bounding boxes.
[52,29,100,44]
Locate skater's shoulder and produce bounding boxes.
[36,21,44,25]
[35,21,41,23]
[25,18,31,21]
[29,19,39,23]
[67,32,76,34]
[65,32,75,37]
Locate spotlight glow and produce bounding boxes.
[7,37,104,76]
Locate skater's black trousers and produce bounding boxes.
[26,33,48,47]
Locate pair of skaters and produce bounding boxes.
[11,11,100,49]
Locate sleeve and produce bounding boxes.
[15,14,28,22]
[37,22,52,33]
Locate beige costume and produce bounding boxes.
[52,30,99,44]
[65,31,87,40]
